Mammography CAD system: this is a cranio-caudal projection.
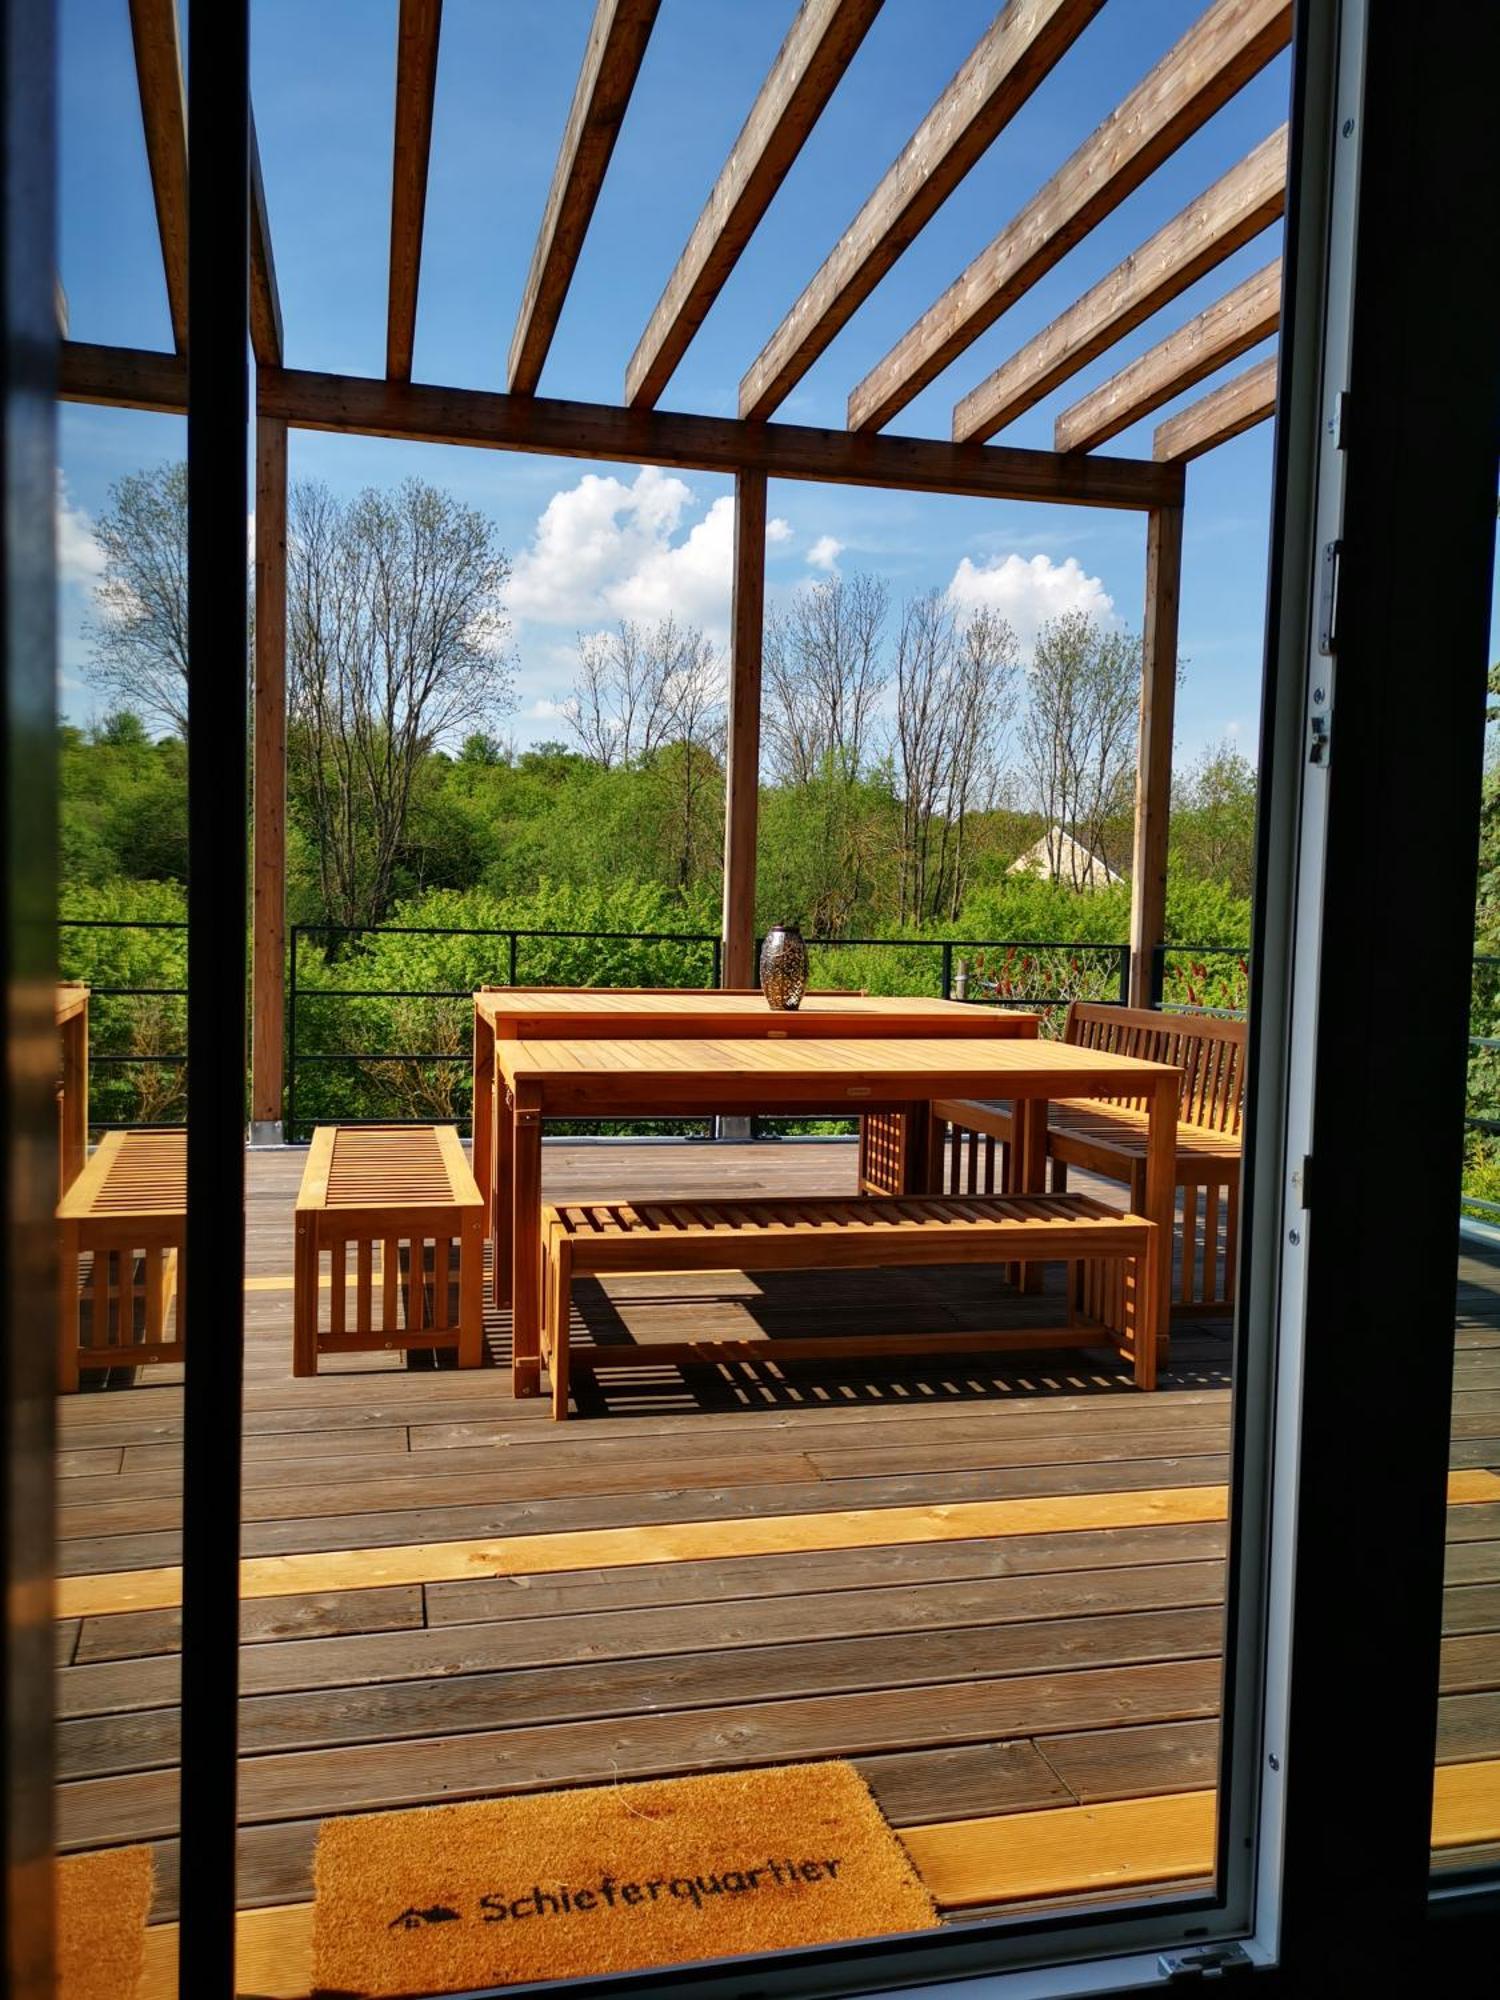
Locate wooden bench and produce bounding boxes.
[934,1002,1246,1321]
[294,1125,484,1375]
[540,1191,1158,1418]
[57,1128,185,1392]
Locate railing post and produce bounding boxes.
[1118,945,1132,1006]
[711,938,722,989]
[1151,942,1166,1008]
[286,924,298,1143]
[940,941,953,999]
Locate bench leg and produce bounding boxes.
[458,1211,483,1368]
[548,1238,572,1421]
[293,1215,318,1377]
[57,1221,79,1394]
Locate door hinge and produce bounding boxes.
[1158,1941,1255,1981]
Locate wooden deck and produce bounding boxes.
[51,1141,1500,1958]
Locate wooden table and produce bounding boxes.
[472,988,1039,1239]
[56,982,89,1195]
[491,1035,1180,1397]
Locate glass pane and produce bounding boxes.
[1442,505,1500,1878]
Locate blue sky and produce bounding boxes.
[57,0,1293,764]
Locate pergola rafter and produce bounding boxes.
[1153,351,1278,462]
[507,0,661,397]
[86,0,1293,1133]
[952,123,1286,444]
[737,0,1106,423]
[847,0,1291,434]
[625,0,884,411]
[249,111,283,369]
[127,0,189,351]
[1056,255,1281,453]
[386,0,444,384]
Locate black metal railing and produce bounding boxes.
[58,915,190,1131]
[286,921,725,1142]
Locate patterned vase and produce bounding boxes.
[760,921,809,1011]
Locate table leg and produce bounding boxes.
[1016,1096,1049,1292]
[492,1079,515,1309]
[1143,1074,1178,1352]
[471,1010,493,1230]
[510,1085,543,1397]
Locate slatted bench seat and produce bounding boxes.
[934,1002,1246,1321]
[57,1128,185,1392]
[293,1125,484,1375]
[540,1192,1158,1418]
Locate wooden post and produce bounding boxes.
[721,467,766,989]
[251,414,287,1138]
[1128,502,1183,1008]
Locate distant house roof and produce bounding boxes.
[1007,828,1121,890]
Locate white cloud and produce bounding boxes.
[56,473,105,588]
[807,534,843,572]
[507,467,789,639]
[524,697,572,723]
[946,551,1114,658]
[766,517,793,547]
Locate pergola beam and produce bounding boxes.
[1153,350,1277,461]
[58,342,1184,506]
[1057,256,1280,453]
[249,110,284,368]
[848,0,1292,434]
[626,0,883,411]
[507,0,661,396]
[127,0,189,351]
[737,0,1105,422]
[387,0,443,382]
[255,363,1184,508]
[954,124,1286,444]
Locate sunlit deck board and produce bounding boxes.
[47,1144,1500,1925]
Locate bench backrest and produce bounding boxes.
[1063,1002,1247,1135]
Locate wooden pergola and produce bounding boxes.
[59,0,1290,1137]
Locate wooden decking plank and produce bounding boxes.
[72,1585,426,1665]
[58,1656,1224,1845]
[1444,1583,1500,1634]
[58,1578,1227,1722]
[59,1607,1226,1777]
[56,1419,1235,1521]
[905,1789,1218,1908]
[1437,1692,1500,1763]
[856,1741,1074,1826]
[59,1455,1233,1576]
[423,1522,1231,1626]
[57,1482,1235,1610]
[1446,1541,1500,1587]
[1038,1718,1220,1802]
[56,1449,825,1537]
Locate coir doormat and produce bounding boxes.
[57,1845,154,2000]
[311,1762,938,1995]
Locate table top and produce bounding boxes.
[475,989,1039,1038]
[494,1034,1180,1106]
